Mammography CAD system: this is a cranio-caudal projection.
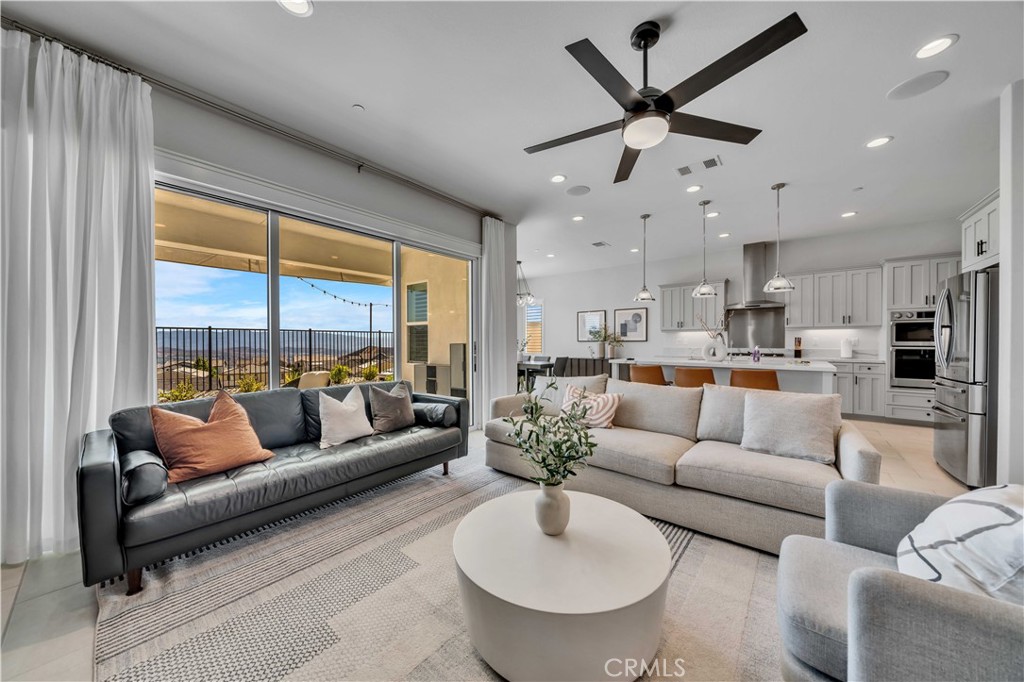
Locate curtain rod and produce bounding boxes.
[0,16,495,219]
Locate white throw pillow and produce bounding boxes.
[562,384,622,429]
[319,389,373,448]
[532,374,608,416]
[897,484,1024,604]
[740,391,841,464]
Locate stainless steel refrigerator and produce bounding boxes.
[933,267,999,487]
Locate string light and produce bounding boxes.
[298,277,391,308]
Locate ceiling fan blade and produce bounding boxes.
[565,38,648,112]
[614,146,641,184]
[654,12,807,112]
[669,113,762,144]
[524,120,622,154]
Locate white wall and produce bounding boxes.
[525,221,959,360]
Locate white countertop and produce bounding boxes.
[610,357,837,373]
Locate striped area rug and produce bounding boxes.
[94,453,781,681]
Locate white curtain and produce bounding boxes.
[1,29,155,563]
[481,216,517,410]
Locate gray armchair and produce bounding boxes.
[778,480,1024,681]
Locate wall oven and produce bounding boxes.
[890,310,936,346]
[890,347,936,388]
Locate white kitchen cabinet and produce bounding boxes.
[783,274,815,328]
[659,281,726,331]
[885,389,935,423]
[853,373,885,416]
[814,268,882,327]
[961,191,999,272]
[885,259,930,309]
[660,286,679,331]
[928,256,961,305]
[814,271,847,327]
[835,372,854,414]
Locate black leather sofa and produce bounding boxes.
[78,381,467,593]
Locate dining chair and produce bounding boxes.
[630,364,667,385]
[674,367,716,388]
[730,369,780,390]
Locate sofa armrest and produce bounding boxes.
[849,567,1024,681]
[412,394,469,457]
[834,421,881,483]
[77,429,126,586]
[825,480,947,555]
[490,394,526,420]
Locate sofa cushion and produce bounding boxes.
[696,384,749,444]
[319,389,373,448]
[607,378,702,441]
[111,388,307,454]
[413,402,457,427]
[741,392,842,464]
[532,374,608,416]
[300,381,412,442]
[122,425,462,547]
[778,536,896,680]
[120,450,168,506]
[589,427,696,485]
[675,440,841,517]
[562,384,621,428]
[370,383,416,434]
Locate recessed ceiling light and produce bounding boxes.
[572,215,584,222]
[546,253,555,258]
[706,211,720,218]
[550,174,567,183]
[630,248,640,253]
[718,233,731,238]
[686,185,703,193]
[276,0,313,17]
[916,34,958,59]
[841,212,857,218]
[866,136,893,148]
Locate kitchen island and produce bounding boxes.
[609,357,838,394]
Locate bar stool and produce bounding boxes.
[630,365,667,385]
[673,367,716,388]
[729,369,780,391]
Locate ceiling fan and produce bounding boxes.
[524,13,808,183]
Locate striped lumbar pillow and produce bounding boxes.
[897,484,1024,603]
[562,384,622,429]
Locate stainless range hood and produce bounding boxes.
[726,242,785,349]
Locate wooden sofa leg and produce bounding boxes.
[126,568,143,596]
[443,462,449,476]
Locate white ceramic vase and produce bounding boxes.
[701,335,728,363]
[596,341,606,359]
[535,483,570,535]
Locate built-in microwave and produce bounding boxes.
[890,310,936,347]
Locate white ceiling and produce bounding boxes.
[4,1,1021,278]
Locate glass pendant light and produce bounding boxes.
[692,199,717,298]
[763,182,796,293]
[634,214,655,301]
[515,260,535,307]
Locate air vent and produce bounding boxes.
[591,241,611,248]
[677,155,724,177]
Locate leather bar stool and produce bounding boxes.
[674,367,716,388]
[630,364,667,385]
[729,369,780,391]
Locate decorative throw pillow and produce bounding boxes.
[532,374,608,416]
[412,402,457,427]
[120,450,168,505]
[740,391,842,463]
[369,383,416,434]
[150,391,273,484]
[607,378,702,441]
[897,484,1024,603]
[561,384,622,429]
[319,388,373,448]
[696,383,748,444]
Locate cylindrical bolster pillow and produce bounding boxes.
[412,403,457,427]
[120,450,169,506]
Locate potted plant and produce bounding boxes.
[516,338,528,362]
[588,324,624,359]
[504,381,597,535]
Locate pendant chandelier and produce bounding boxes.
[515,260,535,307]
[763,182,796,293]
[634,213,655,301]
[692,199,717,298]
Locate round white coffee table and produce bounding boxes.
[453,490,671,682]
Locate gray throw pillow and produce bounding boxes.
[696,384,748,444]
[607,378,702,441]
[532,374,608,416]
[740,391,842,463]
[120,450,168,505]
[370,383,416,434]
[413,402,457,427]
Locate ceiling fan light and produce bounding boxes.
[622,111,670,150]
[634,286,656,302]
[763,272,796,293]
[692,280,718,298]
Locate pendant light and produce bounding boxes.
[692,200,717,298]
[763,182,796,293]
[515,260,535,307]
[634,214,655,301]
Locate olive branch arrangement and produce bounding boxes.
[695,309,733,339]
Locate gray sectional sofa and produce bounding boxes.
[485,375,881,554]
[78,381,467,592]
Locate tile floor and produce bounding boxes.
[0,424,967,681]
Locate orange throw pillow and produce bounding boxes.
[150,391,273,484]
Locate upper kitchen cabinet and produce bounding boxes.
[782,274,815,328]
[960,190,999,272]
[660,281,726,331]
[885,255,961,309]
[929,256,962,300]
[813,268,882,327]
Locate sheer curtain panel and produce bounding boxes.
[481,216,516,407]
[1,30,155,562]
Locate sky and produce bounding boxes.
[155,261,394,331]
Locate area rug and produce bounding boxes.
[94,454,782,681]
